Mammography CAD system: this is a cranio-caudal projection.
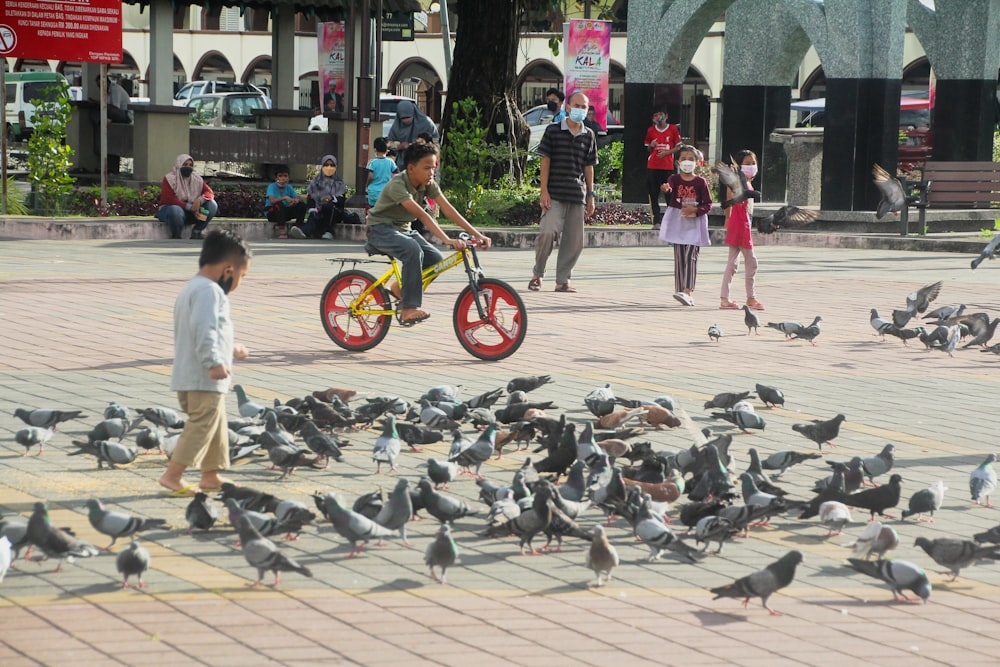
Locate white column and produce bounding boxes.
[271,8,296,109]
[149,0,174,105]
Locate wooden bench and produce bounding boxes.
[903,161,1000,235]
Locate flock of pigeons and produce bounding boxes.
[5,374,1000,615]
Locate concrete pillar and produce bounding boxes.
[271,8,296,109]
[621,82,654,206]
[932,80,996,162]
[149,0,174,105]
[132,106,191,182]
[720,85,791,203]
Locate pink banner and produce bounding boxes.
[318,22,346,113]
[564,19,611,131]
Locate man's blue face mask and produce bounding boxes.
[568,108,587,124]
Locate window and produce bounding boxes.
[23,82,62,104]
[5,84,15,102]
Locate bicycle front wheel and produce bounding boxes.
[453,278,527,361]
[320,270,392,352]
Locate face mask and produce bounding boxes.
[546,100,559,113]
[741,164,758,179]
[179,166,193,177]
[568,108,587,124]
[217,270,233,295]
[678,160,696,174]
[654,117,666,127]
[322,166,336,176]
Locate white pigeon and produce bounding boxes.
[0,535,11,583]
[844,520,898,560]
[818,501,852,536]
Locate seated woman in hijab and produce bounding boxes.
[156,154,217,240]
[386,100,439,170]
[292,154,347,239]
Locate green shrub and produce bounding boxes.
[70,185,160,216]
[594,141,623,189]
[26,82,75,214]
[3,178,29,215]
[440,98,490,203]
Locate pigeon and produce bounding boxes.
[134,427,164,455]
[374,478,415,545]
[869,308,893,341]
[267,443,318,480]
[710,550,803,615]
[939,325,961,357]
[707,323,723,342]
[815,457,864,495]
[962,316,1000,349]
[872,163,906,219]
[507,375,552,393]
[914,537,1000,581]
[755,205,819,234]
[422,384,462,402]
[217,483,276,513]
[0,536,10,584]
[585,525,619,587]
[766,321,802,339]
[970,453,997,507]
[798,462,848,520]
[314,492,395,557]
[742,305,760,335]
[924,303,964,322]
[0,516,31,562]
[712,409,765,434]
[695,515,738,553]
[744,448,786,497]
[115,540,151,588]
[136,407,185,430]
[224,499,305,541]
[792,413,845,450]
[762,450,821,477]
[185,492,218,532]
[85,499,167,550]
[789,315,823,345]
[425,523,459,584]
[846,520,899,560]
[560,460,588,502]
[919,324,952,349]
[418,399,459,431]
[480,482,556,555]
[634,501,703,562]
[26,501,99,571]
[847,558,931,603]
[15,427,53,456]
[426,458,459,489]
[703,391,753,411]
[299,420,345,466]
[13,408,85,430]
[818,501,852,536]
[84,417,140,443]
[418,478,478,524]
[233,384,267,419]
[103,402,131,421]
[713,159,758,207]
[904,280,943,315]
[485,489,521,529]
[372,415,401,474]
[312,387,357,404]
[231,510,312,587]
[463,388,505,410]
[449,425,495,479]
[901,481,946,522]
[351,489,384,520]
[971,233,1000,269]
[885,325,925,346]
[754,384,784,408]
[974,524,1000,545]
[261,412,296,450]
[845,474,902,521]
[395,422,443,452]
[68,440,139,469]
[861,444,895,485]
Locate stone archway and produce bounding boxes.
[386,57,443,121]
[515,59,563,109]
[193,51,236,82]
[143,55,187,97]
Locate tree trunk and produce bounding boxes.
[441,0,529,181]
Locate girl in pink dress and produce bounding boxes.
[719,149,764,310]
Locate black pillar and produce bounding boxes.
[720,84,790,203]
[931,79,996,162]
[622,82,654,205]
[821,78,901,211]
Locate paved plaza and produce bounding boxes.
[1,236,1000,666]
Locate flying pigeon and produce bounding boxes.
[585,525,619,587]
[872,163,906,219]
[115,540,151,588]
[713,159,760,208]
[710,550,803,615]
[85,499,167,550]
[425,523,459,584]
[847,557,930,603]
[970,453,997,507]
[755,205,819,234]
[971,233,1000,269]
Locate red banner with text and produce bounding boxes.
[0,0,123,63]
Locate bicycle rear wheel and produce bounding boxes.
[453,278,527,361]
[320,270,392,352]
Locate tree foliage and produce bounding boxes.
[25,82,75,214]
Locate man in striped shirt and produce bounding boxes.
[528,91,598,294]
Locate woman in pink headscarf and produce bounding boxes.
[157,154,217,240]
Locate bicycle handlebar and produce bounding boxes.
[455,232,487,248]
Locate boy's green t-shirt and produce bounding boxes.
[367,172,441,232]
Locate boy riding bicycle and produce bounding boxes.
[366,141,492,325]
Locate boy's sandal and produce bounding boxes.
[398,310,431,327]
[554,284,577,293]
[719,301,740,310]
[527,277,541,291]
[747,299,766,311]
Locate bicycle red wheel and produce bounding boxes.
[452,278,527,360]
[320,270,392,352]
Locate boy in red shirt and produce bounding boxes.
[644,110,682,226]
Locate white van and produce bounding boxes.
[4,72,69,142]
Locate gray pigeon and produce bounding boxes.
[463,387,505,410]
[15,427,53,456]
[939,325,961,357]
[970,453,997,507]
[703,391,753,412]
[13,407,85,430]
[791,413,846,450]
[869,308,893,341]
[901,481,946,521]
[418,478,478,524]
[224,498,307,541]
[0,516,30,562]
[185,492,218,532]
[712,409,765,434]
[507,375,552,393]
[754,384,784,408]
[872,163,906,219]
[26,501,99,571]
[742,305,760,336]
[707,323,723,342]
[85,499,167,550]
[418,399,459,430]
[449,425,495,479]
[789,315,822,345]
[315,492,395,557]
[695,515,738,554]
[974,524,1000,545]
[69,439,139,469]
[299,420,345,466]
[84,417,139,443]
[233,384,267,419]
[374,478,415,545]
[115,540,151,588]
[860,443,895,484]
[232,511,312,587]
[633,499,703,563]
[766,321,803,339]
[761,450,822,477]
[372,415,401,474]
[425,523,459,584]
[134,427,164,455]
[426,457,459,489]
[710,550,803,615]
[913,537,1000,581]
[104,402,131,421]
[585,525,619,587]
[847,557,931,603]
[971,233,1000,269]
[137,407,185,429]
[755,205,819,234]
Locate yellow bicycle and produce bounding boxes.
[320,233,527,360]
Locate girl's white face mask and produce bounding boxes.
[678,160,696,174]
[741,164,758,179]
